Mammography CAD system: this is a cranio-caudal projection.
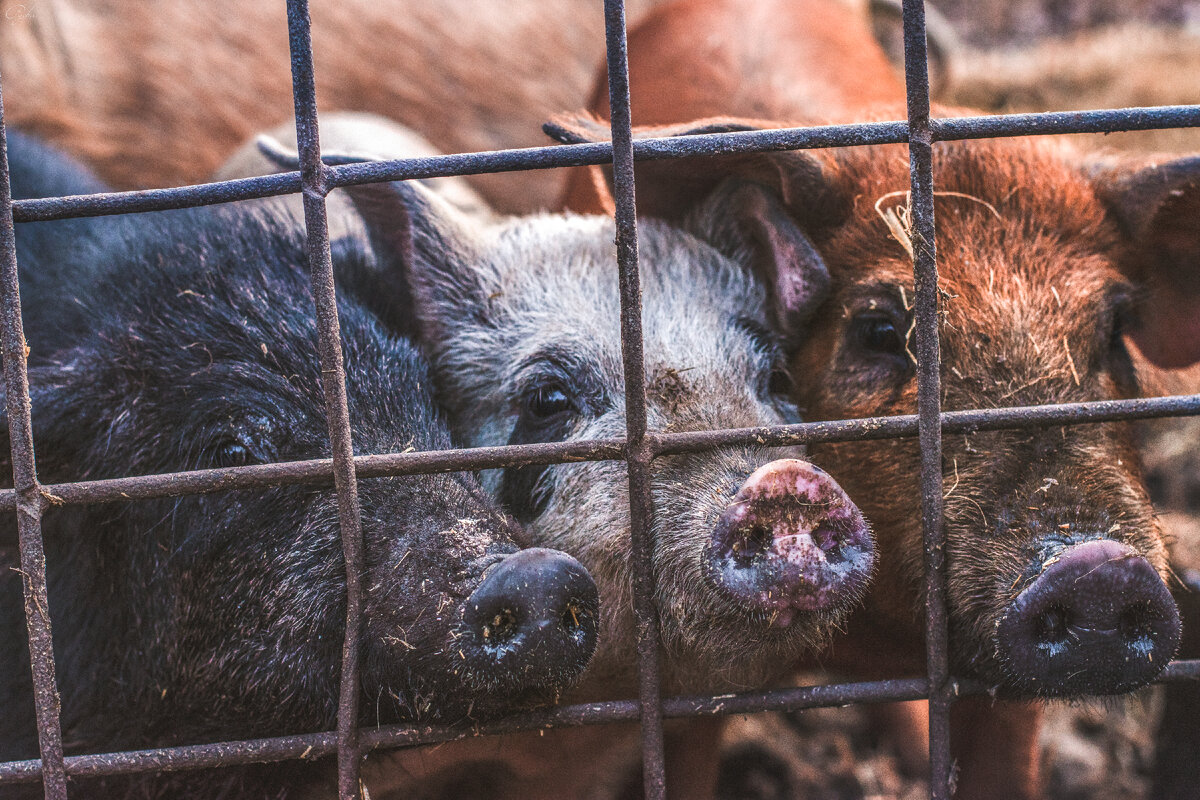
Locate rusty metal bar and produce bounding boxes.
[0,68,68,800]
[284,2,365,797]
[601,0,667,796]
[0,677,933,783]
[9,105,1199,224]
[0,394,1196,527]
[6,660,1200,785]
[901,2,953,798]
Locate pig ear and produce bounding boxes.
[546,113,765,216]
[339,179,490,346]
[1096,156,1200,368]
[256,136,489,346]
[686,180,831,342]
[545,113,844,229]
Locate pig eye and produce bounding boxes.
[851,313,906,358]
[527,383,575,419]
[214,440,257,468]
[767,364,794,398]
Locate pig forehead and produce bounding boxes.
[829,212,1125,318]
[491,217,769,341]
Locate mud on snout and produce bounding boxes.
[947,478,1180,699]
[655,453,874,676]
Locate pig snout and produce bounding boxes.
[996,539,1181,696]
[707,459,874,627]
[460,548,600,690]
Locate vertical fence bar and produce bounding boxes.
[900,1,952,798]
[0,75,69,800]
[602,0,667,796]
[284,2,367,797]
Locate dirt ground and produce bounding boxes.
[714,693,1163,800]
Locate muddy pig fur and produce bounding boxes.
[242,118,875,799]
[0,131,600,799]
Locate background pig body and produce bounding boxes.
[0,131,599,799]
[0,0,913,215]
[0,0,670,212]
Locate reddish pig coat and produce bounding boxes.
[0,0,664,213]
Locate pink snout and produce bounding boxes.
[707,459,873,627]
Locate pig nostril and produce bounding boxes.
[562,598,585,634]
[482,608,519,644]
[814,523,846,564]
[1119,602,1157,647]
[732,524,773,566]
[1035,605,1071,646]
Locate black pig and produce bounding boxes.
[0,132,599,799]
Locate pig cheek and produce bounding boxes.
[525,460,635,662]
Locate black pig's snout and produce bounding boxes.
[460,548,599,692]
[997,539,1180,696]
[707,459,873,627]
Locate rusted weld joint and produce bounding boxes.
[14,485,43,520]
[636,433,662,462]
[299,164,330,200]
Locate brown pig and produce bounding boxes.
[0,0,667,212]
[549,0,1200,796]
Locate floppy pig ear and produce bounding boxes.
[256,136,489,346]
[545,114,840,226]
[687,180,831,342]
[1097,156,1200,369]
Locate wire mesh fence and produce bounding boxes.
[0,0,1198,798]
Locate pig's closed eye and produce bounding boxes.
[1108,296,1134,356]
[1105,293,1137,387]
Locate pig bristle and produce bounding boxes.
[873,190,914,260]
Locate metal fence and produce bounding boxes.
[0,0,1198,798]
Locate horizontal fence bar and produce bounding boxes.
[13,172,302,222]
[2,394,1196,526]
[9,105,1199,223]
[653,393,1200,455]
[0,438,626,520]
[5,661,1198,785]
[933,105,1200,141]
[0,677,951,784]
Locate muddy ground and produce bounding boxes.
[714,692,1163,800]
